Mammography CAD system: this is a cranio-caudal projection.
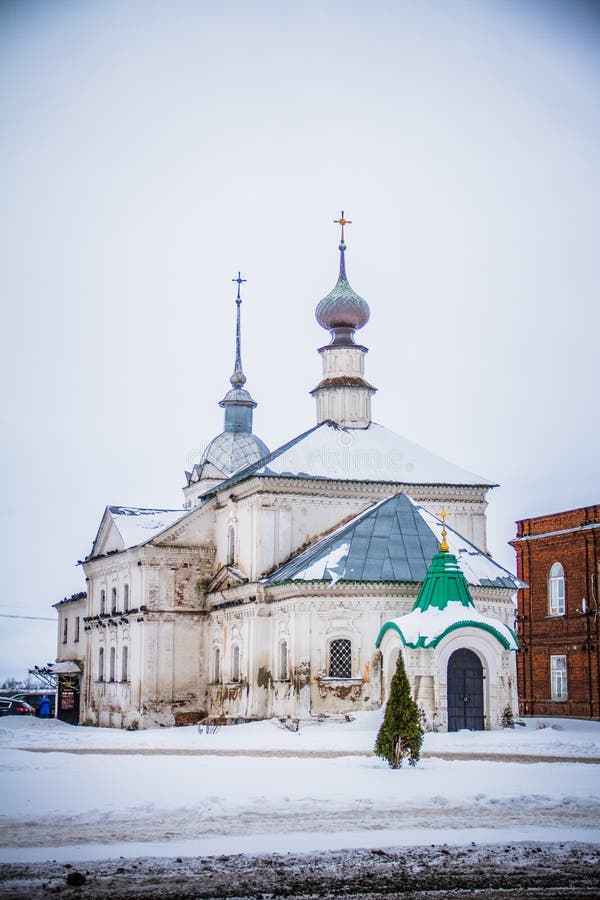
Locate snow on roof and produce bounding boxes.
[265,493,520,589]
[108,507,186,550]
[415,507,526,589]
[251,422,493,486]
[378,604,518,651]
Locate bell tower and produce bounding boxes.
[311,212,376,428]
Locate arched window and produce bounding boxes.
[213,647,221,683]
[279,640,288,681]
[329,638,352,678]
[232,645,240,682]
[98,647,104,681]
[121,646,128,682]
[227,526,235,566]
[549,562,565,615]
[100,589,106,615]
[109,647,116,682]
[124,584,129,612]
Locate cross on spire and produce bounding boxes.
[232,271,247,302]
[334,210,352,243]
[439,506,450,553]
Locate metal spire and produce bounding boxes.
[334,211,352,279]
[230,272,247,387]
[439,507,450,553]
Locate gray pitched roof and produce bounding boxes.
[264,492,521,589]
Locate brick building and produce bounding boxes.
[510,505,600,719]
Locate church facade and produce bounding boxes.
[54,221,520,730]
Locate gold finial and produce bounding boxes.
[334,210,352,243]
[439,506,450,552]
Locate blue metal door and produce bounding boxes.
[447,648,484,731]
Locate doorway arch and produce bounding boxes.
[447,648,484,731]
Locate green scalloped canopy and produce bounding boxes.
[412,550,475,612]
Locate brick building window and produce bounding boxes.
[550,655,567,701]
[549,562,565,615]
[329,638,352,678]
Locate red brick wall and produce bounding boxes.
[510,505,600,720]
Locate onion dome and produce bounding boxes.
[316,241,370,332]
[316,214,370,346]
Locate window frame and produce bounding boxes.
[548,562,565,616]
[124,583,129,612]
[109,646,116,682]
[213,646,221,684]
[111,587,117,615]
[121,645,128,682]
[100,589,106,615]
[231,644,240,683]
[328,637,352,679]
[62,618,68,644]
[227,526,235,566]
[98,647,104,681]
[74,616,80,643]
[279,639,289,681]
[550,654,568,701]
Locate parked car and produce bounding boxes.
[0,698,35,716]
[10,693,56,717]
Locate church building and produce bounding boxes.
[54,216,520,730]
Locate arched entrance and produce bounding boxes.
[447,648,484,731]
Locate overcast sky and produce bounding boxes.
[1,0,599,682]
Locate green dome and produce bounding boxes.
[411,550,475,613]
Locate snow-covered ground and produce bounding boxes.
[1,712,599,872]
[3,708,600,756]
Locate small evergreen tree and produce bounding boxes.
[375,652,424,768]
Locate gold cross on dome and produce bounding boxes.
[334,210,352,242]
[439,506,450,552]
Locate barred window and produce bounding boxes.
[232,645,240,682]
[549,563,565,615]
[551,655,567,701]
[279,640,288,680]
[329,638,352,678]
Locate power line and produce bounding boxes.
[0,613,56,622]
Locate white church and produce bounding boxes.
[53,217,520,731]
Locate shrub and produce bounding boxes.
[375,652,424,768]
